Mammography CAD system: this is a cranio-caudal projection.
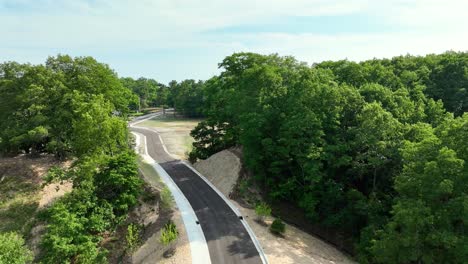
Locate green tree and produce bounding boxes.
[371,124,468,263]
[170,79,204,117]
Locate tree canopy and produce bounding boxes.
[0,55,134,158]
[190,52,468,263]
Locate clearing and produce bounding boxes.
[137,114,201,159]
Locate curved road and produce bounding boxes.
[131,124,264,264]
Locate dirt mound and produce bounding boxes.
[0,154,72,258]
[193,149,241,197]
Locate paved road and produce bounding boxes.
[131,126,263,264]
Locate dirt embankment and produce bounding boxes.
[193,149,242,197]
[0,154,72,257]
[193,148,355,264]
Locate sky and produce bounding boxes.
[1,0,467,84]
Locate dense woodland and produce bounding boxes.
[189,52,468,263]
[0,51,467,263]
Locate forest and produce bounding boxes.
[0,51,467,263]
[189,51,468,263]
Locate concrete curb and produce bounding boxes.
[181,160,269,264]
[131,112,268,264]
[132,132,211,264]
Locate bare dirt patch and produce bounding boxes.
[0,154,71,258]
[233,200,355,264]
[0,155,70,234]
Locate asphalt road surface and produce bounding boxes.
[131,126,263,264]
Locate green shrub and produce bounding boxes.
[270,218,286,236]
[40,198,107,264]
[126,223,142,252]
[238,178,249,197]
[0,232,33,264]
[255,202,271,222]
[160,221,178,246]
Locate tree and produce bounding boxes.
[0,55,135,157]
[170,79,204,117]
[371,124,468,263]
[190,52,465,262]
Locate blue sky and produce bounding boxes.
[1,0,467,84]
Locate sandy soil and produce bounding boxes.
[132,209,191,264]
[38,181,73,208]
[232,200,355,264]
[0,154,72,257]
[193,149,241,197]
[0,154,72,210]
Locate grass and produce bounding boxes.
[0,174,40,236]
[136,158,174,210]
[129,112,145,117]
[137,158,162,187]
[139,115,201,159]
[139,116,202,129]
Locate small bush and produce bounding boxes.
[188,151,198,163]
[238,178,249,197]
[270,218,286,236]
[160,221,178,246]
[254,202,271,222]
[126,223,142,252]
[0,232,33,264]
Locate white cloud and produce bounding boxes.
[1,0,467,82]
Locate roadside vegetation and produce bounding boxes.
[189,52,468,263]
[160,220,179,257]
[0,56,143,263]
[269,219,286,236]
[255,202,272,224]
[0,232,33,264]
